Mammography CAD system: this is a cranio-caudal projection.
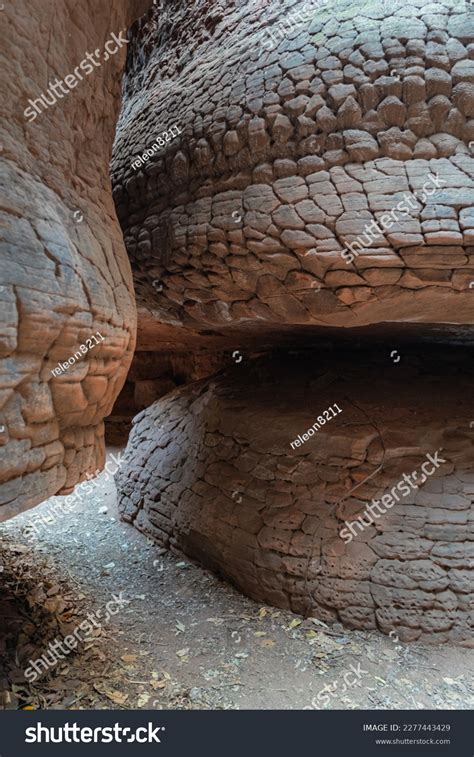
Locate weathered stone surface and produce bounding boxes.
[116,350,474,645]
[4,0,474,650]
[104,0,474,346]
[0,0,149,520]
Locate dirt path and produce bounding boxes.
[1,448,473,711]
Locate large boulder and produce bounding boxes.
[117,348,474,646]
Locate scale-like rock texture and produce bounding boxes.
[111,1,474,642]
[117,349,474,645]
[0,0,149,520]
[112,0,474,339]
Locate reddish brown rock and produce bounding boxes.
[110,0,474,342]
[3,0,473,648]
[116,349,474,646]
[0,0,149,519]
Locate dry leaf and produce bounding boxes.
[94,686,128,705]
[288,619,302,630]
[150,680,167,690]
[121,654,138,663]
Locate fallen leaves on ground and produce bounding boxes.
[0,536,126,710]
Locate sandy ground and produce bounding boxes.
[1,448,473,711]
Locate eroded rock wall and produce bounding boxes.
[116,348,474,645]
[112,0,474,340]
[0,0,149,520]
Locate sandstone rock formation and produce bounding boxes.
[111,0,474,340]
[117,348,474,645]
[111,0,474,642]
[2,0,473,644]
[0,0,149,520]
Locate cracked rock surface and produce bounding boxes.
[110,0,474,642]
[0,0,148,520]
[116,348,474,645]
[112,0,474,339]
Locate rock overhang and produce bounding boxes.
[112,0,474,343]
